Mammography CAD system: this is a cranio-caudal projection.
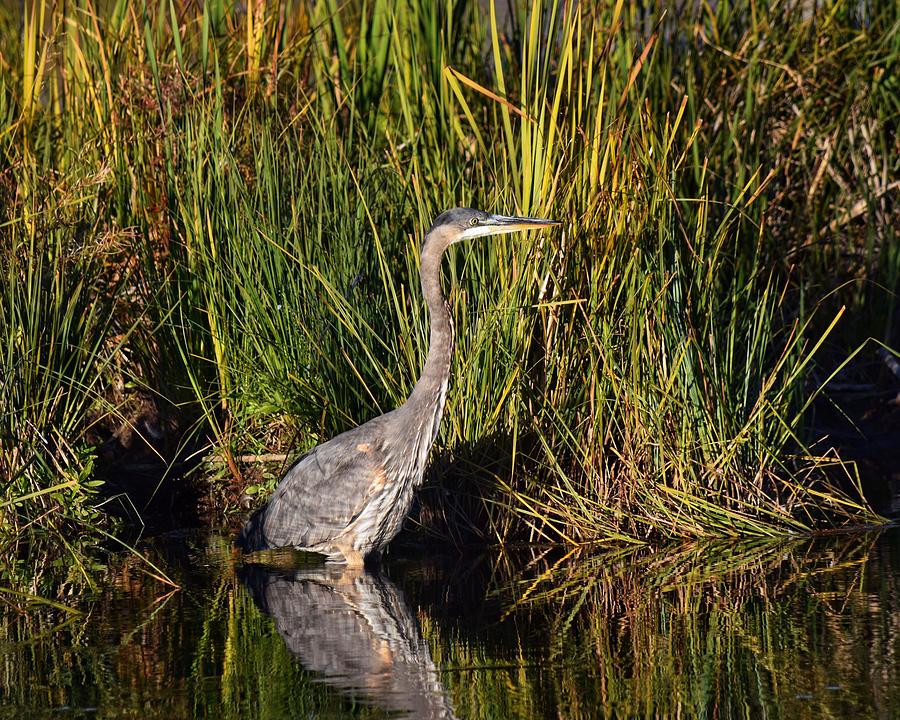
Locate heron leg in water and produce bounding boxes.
[330,545,366,569]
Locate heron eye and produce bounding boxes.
[469,217,479,226]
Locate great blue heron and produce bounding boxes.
[236,208,559,565]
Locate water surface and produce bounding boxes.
[1,528,898,719]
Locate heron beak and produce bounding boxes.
[461,213,561,240]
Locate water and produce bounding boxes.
[1,528,899,719]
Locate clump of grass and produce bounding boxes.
[0,162,139,579]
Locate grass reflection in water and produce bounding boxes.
[0,530,897,719]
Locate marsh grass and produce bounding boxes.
[0,0,897,564]
[0,161,135,554]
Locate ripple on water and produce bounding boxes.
[0,528,898,719]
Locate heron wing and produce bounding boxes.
[254,424,390,549]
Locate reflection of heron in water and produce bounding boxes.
[236,209,559,565]
[239,564,458,720]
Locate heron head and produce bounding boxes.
[427,207,559,250]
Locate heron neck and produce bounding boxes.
[405,242,453,418]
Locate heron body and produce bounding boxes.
[236,208,558,565]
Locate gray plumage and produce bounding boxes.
[239,564,458,719]
[236,208,559,565]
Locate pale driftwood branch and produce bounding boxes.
[211,453,289,465]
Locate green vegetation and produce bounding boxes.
[1,0,897,561]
